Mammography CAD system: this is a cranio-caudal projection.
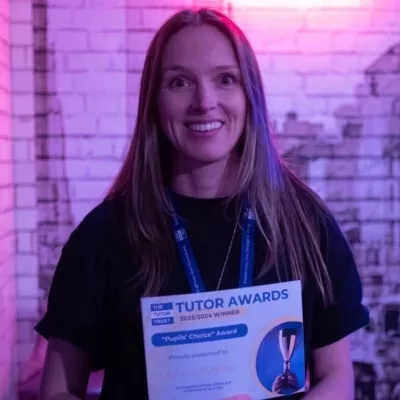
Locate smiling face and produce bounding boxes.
[157,24,247,169]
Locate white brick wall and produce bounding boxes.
[3,0,399,395]
[9,0,39,371]
[0,0,17,398]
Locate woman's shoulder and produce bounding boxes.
[65,195,126,251]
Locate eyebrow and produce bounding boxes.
[162,65,240,74]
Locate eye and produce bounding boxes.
[168,77,190,90]
[219,73,238,86]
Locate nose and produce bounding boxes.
[190,82,217,113]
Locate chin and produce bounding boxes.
[186,149,232,165]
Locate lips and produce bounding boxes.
[185,121,224,132]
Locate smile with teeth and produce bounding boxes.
[186,121,223,132]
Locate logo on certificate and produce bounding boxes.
[150,303,174,326]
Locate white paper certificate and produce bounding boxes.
[140,280,305,399]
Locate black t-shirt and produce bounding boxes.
[35,193,369,399]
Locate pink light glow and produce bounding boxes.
[231,0,363,8]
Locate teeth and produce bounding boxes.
[187,122,223,132]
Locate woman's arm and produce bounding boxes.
[38,338,91,400]
[303,336,354,400]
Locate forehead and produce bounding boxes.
[161,25,238,71]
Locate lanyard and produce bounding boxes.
[169,193,256,293]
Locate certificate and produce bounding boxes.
[141,280,305,399]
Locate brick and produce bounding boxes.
[70,180,111,200]
[142,8,181,30]
[255,54,273,72]
[64,53,89,72]
[12,94,34,116]
[263,73,303,95]
[0,18,10,44]
[127,73,144,95]
[33,30,46,51]
[17,321,34,343]
[15,187,36,208]
[61,94,85,115]
[15,209,37,230]
[305,10,372,31]
[0,159,11,187]
[127,32,155,53]
[128,53,146,73]
[72,9,126,31]
[64,138,81,158]
[0,238,14,266]
[360,97,394,117]
[250,31,299,54]
[127,94,139,117]
[13,139,31,161]
[305,74,359,95]
[0,137,12,162]
[0,0,9,19]
[234,9,304,32]
[15,255,38,276]
[86,0,126,7]
[267,96,295,115]
[355,32,397,53]
[0,40,9,67]
[89,32,126,51]
[362,117,392,136]
[293,96,328,116]
[65,160,89,179]
[10,1,32,23]
[332,54,371,74]
[46,0,84,7]
[55,31,89,51]
[270,54,301,73]
[52,73,75,93]
[0,186,13,211]
[298,32,332,54]
[372,11,400,32]
[73,72,126,94]
[63,115,97,135]
[14,163,36,185]
[86,95,123,114]
[17,232,34,253]
[133,0,190,5]
[17,297,39,319]
[0,68,11,93]
[11,71,34,94]
[354,179,395,199]
[17,277,38,297]
[12,117,35,138]
[127,8,142,30]
[11,46,32,70]
[46,8,73,29]
[11,23,33,46]
[358,158,391,177]
[97,116,127,135]
[111,138,129,158]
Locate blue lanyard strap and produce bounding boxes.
[169,193,255,293]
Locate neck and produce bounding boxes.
[170,154,238,199]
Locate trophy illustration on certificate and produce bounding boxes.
[272,327,300,394]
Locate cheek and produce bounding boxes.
[158,92,189,123]
[223,90,246,122]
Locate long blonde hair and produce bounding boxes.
[106,8,334,303]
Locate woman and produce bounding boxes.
[35,7,369,400]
